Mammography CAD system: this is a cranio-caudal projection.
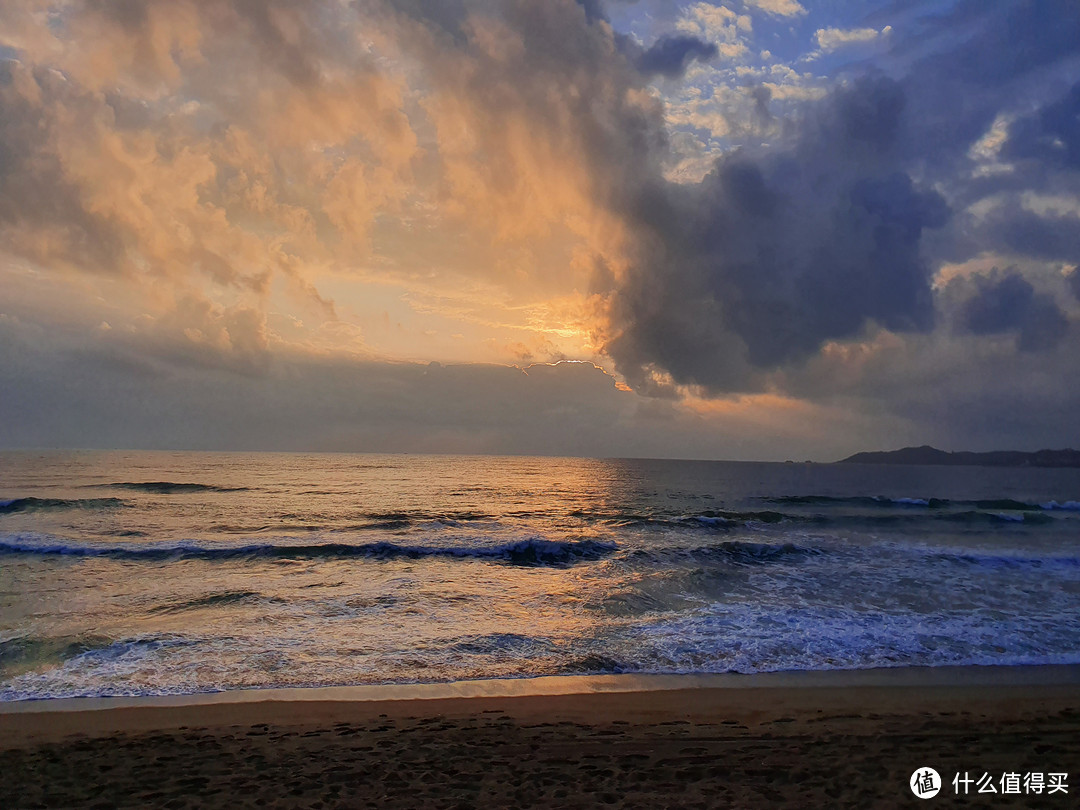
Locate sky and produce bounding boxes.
[1,0,1078,460]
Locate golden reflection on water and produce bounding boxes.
[0,452,652,690]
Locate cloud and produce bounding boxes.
[814,26,890,54]
[599,0,1080,409]
[915,0,1080,88]
[953,269,1070,352]
[955,196,1080,271]
[635,34,718,79]
[1004,81,1080,170]
[0,0,424,328]
[676,3,752,46]
[781,323,1080,453]
[8,0,958,404]
[603,74,949,392]
[0,310,887,460]
[3,0,1080,457]
[744,0,805,18]
[1068,266,1080,299]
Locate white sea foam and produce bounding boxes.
[1041,500,1080,510]
[3,451,1079,701]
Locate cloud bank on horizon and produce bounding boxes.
[1,0,1078,459]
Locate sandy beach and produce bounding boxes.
[2,666,1078,808]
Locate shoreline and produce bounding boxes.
[6,661,1080,707]
[5,664,1079,807]
[3,663,1079,745]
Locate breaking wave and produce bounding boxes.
[626,539,825,565]
[107,482,251,494]
[0,537,617,567]
[0,497,126,514]
[765,494,1077,511]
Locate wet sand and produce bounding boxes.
[2,667,1079,808]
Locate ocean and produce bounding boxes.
[1,451,1079,701]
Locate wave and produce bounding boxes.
[765,495,1077,511]
[686,510,788,525]
[925,550,1080,570]
[559,654,626,674]
[1040,500,1080,511]
[570,508,791,530]
[767,495,951,508]
[627,540,824,566]
[573,505,1059,532]
[0,537,617,567]
[0,633,115,675]
[263,511,497,532]
[941,510,1053,525]
[0,497,125,514]
[107,482,251,494]
[207,523,325,535]
[448,632,556,656]
[148,590,265,614]
[359,510,492,524]
[622,536,1075,573]
[829,510,1055,526]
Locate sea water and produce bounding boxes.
[1,451,1079,700]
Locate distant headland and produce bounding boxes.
[837,445,1080,468]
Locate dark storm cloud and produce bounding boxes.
[573,0,637,24]
[1067,267,1080,300]
[787,326,1080,453]
[956,270,1069,352]
[634,35,718,79]
[605,74,949,392]
[897,1,1080,247]
[368,0,1073,399]
[1004,81,1080,171]
[980,202,1080,266]
[575,0,607,24]
[600,0,1080,394]
[910,0,1080,88]
[893,0,1080,164]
